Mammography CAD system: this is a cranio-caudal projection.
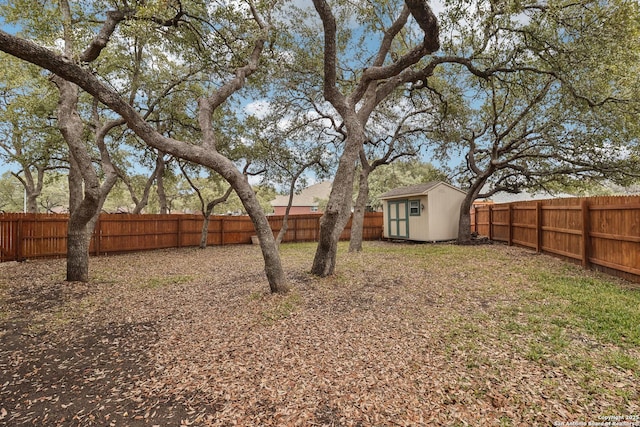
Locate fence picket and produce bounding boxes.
[474,196,640,283]
[0,212,384,263]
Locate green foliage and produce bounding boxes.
[0,172,23,211]
[0,171,69,213]
[426,0,640,198]
[2,0,639,225]
[0,52,65,177]
[367,160,448,210]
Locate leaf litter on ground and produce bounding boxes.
[0,242,638,426]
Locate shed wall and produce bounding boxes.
[381,183,466,242]
[428,186,465,241]
[382,202,389,238]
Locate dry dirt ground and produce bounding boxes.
[0,242,638,426]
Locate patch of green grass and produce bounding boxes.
[604,350,639,372]
[89,271,119,284]
[614,387,638,407]
[365,242,468,260]
[569,355,594,373]
[531,272,640,347]
[262,291,302,324]
[504,319,525,334]
[499,416,514,427]
[248,291,264,301]
[142,275,193,289]
[525,342,546,363]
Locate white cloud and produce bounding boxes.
[244,99,272,119]
[430,0,447,17]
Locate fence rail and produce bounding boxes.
[472,196,640,283]
[0,212,384,262]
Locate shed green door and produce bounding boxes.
[388,200,409,238]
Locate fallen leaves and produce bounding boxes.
[0,243,638,425]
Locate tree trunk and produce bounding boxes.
[457,194,475,245]
[156,154,169,214]
[66,159,91,282]
[65,154,101,281]
[199,207,213,249]
[235,177,288,293]
[14,167,44,213]
[311,128,365,276]
[275,180,297,246]
[26,192,39,213]
[66,218,91,282]
[275,213,289,246]
[349,166,370,252]
[55,77,98,282]
[56,75,120,282]
[0,27,287,293]
[457,179,486,245]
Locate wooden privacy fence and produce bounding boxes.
[472,196,640,283]
[0,212,383,263]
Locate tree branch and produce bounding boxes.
[80,10,129,62]
[311,0,348,114]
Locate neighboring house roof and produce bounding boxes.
[271,181,333,207]
[380,181,465,199]
[480,186,574,204]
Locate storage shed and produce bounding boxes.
[380,181,466,242]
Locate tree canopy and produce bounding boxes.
[0,0,639,286]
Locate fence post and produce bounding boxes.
[536,201,542,253]
[507,204,513,246]
[488,205,493,241]
[581,199,591,269]
[221,217,225,245]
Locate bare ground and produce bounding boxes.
[0,242,638,426]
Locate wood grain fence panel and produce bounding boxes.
[266,214,324,243]
[490,205,510,242]
[363,212,383,240]
[1,212,383,262]
[539,205,582,261]
[474,206,491,236]
[24,215,67,259]
[475,196,640,283]
[292,215,322,241]
[0,217,17,261]
[340,216,353,241]
[511,204,537,249]
[589,204,640,276]
[159,215,180,249]
[221,216,255,244]
[470,208,476,233]
[177,216,206,247]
